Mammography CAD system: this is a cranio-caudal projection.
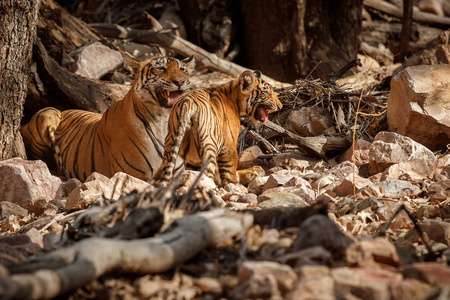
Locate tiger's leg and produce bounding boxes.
[21,107,61,169]
[217,146,238,185]
[154,99,196,185]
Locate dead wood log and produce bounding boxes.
[38,0,102,57]
[247,197,329,229]
[248,130,280,154]
[89,23,287,87]
[29,38,129,114]
[263,121,352,159]
[364,0,450,27]
[1,209,253,299]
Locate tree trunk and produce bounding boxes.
[0,0,40,160]
[240,0,307,82]
[240,0,362,82]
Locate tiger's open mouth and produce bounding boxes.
[157,90,183,107]
[253,104,276,123]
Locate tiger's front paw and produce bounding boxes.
[237,166,265,185]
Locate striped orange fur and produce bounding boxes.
[21,56,195,181]
[154,70,282,186]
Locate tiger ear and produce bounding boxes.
[122,52,142,75]
[239,70,257,94]
[182,55,196,73]
[253,70,262,78]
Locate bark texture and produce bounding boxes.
[0,0,40,160]
[240,0,362,82]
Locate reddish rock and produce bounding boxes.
[346,237,400,268]
[286,274,334,300]
[390,278,438,300]
[0,201,28,219]
[339,139,372,166]
[238,145,264,169]
[402,262,450,287]
[69,42,123,79]
[369,132,436,175]
[0,158,62,209]
[238,261,298,292]
[387,64,450,150]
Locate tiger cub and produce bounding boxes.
[154,70,282,186]
[21,56,196,182]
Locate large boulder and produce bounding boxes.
[368,131,436,175]
[387,64,450,150]
[0,158,62,208]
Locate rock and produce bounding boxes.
[237,193,258,205]
[262,184,316,205]
[285,106,333,137]
[66,172,152,209]
[379,158,434,183]
[59,178,82,197]
[0,201,28,219]
[339,139,372,166]
[238,145,264,169]
[376,202,414,231]
[0,158,63,209]
[192,277,222,294]
[393,30,450,76]
[230,273,280,299]
[247,176,269,194]
[218,183,247,201]
[346,237,400,269]
[295,265,330,278]
[69,42,123,79]
[404,219,450,246]
[332,173,373,197]
[286,273,334,300]
[356,180,421,199]
[268,153,323,171]
[332,267,402,300]
[257,192,309,209]
[311,161,356,192]
[238,261,298,292]
[402,262,450,287]
[390,279,439,300]
[369,132,436,175]
[387,64,450,150]
[0,228,44,261]
[292,215,354,260]
[427,179,450,202]
[262,170,305,192]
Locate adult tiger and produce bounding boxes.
[21,56,195,182]
[154,70,282,186]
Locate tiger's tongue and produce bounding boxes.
[259,107,268,123]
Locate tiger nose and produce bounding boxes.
[173,78,185,86]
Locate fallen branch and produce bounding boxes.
[248,129,280,154]
[364,0,450,27]
[89,23,287,87]
[2,209,253,299]
[263,121,351,159]
[34,38,129,113]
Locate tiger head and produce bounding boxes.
[132,56,196,108]
[238,70,282,124]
